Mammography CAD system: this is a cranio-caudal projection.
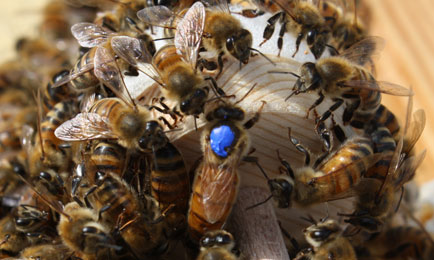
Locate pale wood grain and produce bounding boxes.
[364,0,434,184]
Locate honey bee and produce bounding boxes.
[197,230,239,260]
[15,37,70,74]
[283,37,411,130]
[41,70,77,114]
[82,169,169,257]
[0,214,30,255]
[342,99,426,232]
[358,225,434,260]
[40,0,73,42]
[58,202,117,260]
[187,100,265,242]
[317,0,366,51]
[89,140,126,177]
[26,100,76,178]
[51,21,156,93]
[138,0,259,75]
[295,219,357,260]
[55,97,166,152]
[18,243,72,260]
[251,128,378,209]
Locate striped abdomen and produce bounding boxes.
[94,172,141,224]
[317,136,374,195]
[89,98,126,120]
[372,104,400,140]
[70,47,99,90]
[91,141,125,176]
[151,142,189,214]
[153,45,183,73]
[41,100,76,149]
[42,70,75,113]
[365,126,396,180]
[343,68,381,128]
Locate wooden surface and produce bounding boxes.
[0,0,433,184]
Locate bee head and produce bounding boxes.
[138,121,168,152]
[180,88,208,116]
[294,62,321,93]
[304,219,341,248]
[200,230,234,251]
[269,177,293,208]
[226,29,253,64]
[206,105,244,122]
[306,28,329,59]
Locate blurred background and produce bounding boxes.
[0,0,432,184]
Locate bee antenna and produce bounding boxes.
[248,47,276,66]
[300,214,316,225]
[252,158,271,181]
[153,36,174,41]
[325,44,339,56]
[245,194,274,211]
[234,83,257,105]
[194,116,198,131]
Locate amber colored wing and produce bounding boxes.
[200,144,239,224]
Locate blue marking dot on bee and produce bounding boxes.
[210,125,235,158]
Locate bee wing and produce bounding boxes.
[403,109,426,155]
[201,0,230,13]
[51,62,95,89]
[200,163,239,224]
[343,80,413,96]
[137,6,176,27]
[392,150,426,188]
[200,145,239,224]
[311,153,383,201]
[175,1,205,68]
[55,112,117,141]
[94,46,135,108]
[111,36,154,66]
[71,22,112,48]
[339,36,385,66]
[21,124,35,159]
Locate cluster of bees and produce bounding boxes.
[0,0,430,259]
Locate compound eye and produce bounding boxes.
[306,30,317,45]
[180,100,190,113]
[210,125,235,158]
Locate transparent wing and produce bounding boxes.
[175,1,205,68]
[71,22,112,48]
[201,0,230,13]
[393,150,426,188]
[137,6,176,27]
[201,144,239,224]
[343,80,413,96]
[403,109,426,155]
[21,124,35,159]
[94,46,134,107]
[339,36,385,66]
[111,36,153,66]
[51,62,95,88]
[54,113,117,141]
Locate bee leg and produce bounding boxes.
[315,98,344,127]
[83,185,97,209]
[243,101,266,129]
[260,12,283,47]
[288,128,311,166]
[215,52,225,79]
[205,76,225,96]
[197,58,218,71]
[278,221,300,255]
[306,92,325,119]
[315,120,332,152]
[342,99,360,125]
[277,14,288,57]
[158,116,176,130]
[277,150,295,179]
[292,32,305,57]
